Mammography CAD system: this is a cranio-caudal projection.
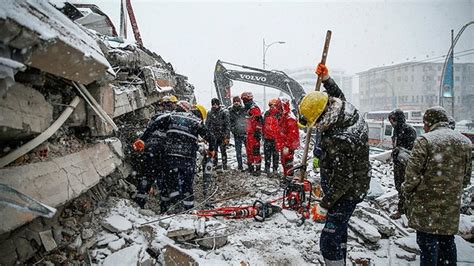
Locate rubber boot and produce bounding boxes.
[253,164,261,176]
[247,164,254,174]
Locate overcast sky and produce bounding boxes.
[88,0,473,107]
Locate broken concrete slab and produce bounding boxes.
[1,1,112,85]
[0,141,122,234]
[166,218,196,241]
[353,208,395,236]
[113,85,146,118]
[102,215,133,233]
[163,244,198,266]
[394,235,419,254]
[79,238,97,255]
[97,233,120,246]
[81,228,94,240]
[39,230,58,252]
[0,82,53,140]
[349,217,381,244]
[281,209,300,223]
[395,249,416,261]
[196,235,228,250]
[103,244,142,266]
[108,238,126,252]
[68,235,82,251]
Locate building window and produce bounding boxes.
[455,66,460,71]
[405,76,408,81]
[411,76,414,82]
[421,95,424,103]
[397,76,401,82]
[455,76,460,81]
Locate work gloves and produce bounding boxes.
[224,138,230,145]
[311,203,327,223]
[282,147,290,156]
[207,150,216,158]
[315,63,330,81]
[133,139,145,152]
[312,157,319,169]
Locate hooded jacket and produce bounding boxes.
[318,77,371,210]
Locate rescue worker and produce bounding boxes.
[134,100,214,212]
[228,96,247,171]
[263,98,282,176]
[388,108,417,219]
[206,98,230,170]
[241,92,263,176]
[132,96,177,208]
[156,95,178,114]
[300,63,370,265]
[279,98,300,177]
[402,106,471,265]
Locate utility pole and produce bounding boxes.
[451,29,455,117]
[262,39,285,111]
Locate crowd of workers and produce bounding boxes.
[131,63,472,266]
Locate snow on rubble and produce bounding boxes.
[81,153,474,265]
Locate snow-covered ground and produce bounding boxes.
[86,143,474,265]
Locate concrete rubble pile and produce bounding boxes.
[0,1,196,264]
[11,151,468,265]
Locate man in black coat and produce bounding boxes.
[388,109,417,219]
[299,63,370,265]
[206,98,230,170]
[228,96,247,171]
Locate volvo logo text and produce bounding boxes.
[239,74,267,82]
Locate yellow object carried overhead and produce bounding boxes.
[298,91,329,127]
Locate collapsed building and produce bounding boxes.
[0,1,195,263]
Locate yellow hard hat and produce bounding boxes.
[194,104,207,120]
[298,91,329,127]
[169,95,178,103]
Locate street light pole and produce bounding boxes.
[262,38,285,111]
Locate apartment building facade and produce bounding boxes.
[358,62,474,120]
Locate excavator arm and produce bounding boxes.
[214,60,305,112]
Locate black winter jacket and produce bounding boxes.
[206,107,230,140]
[319,77,371,209]
[228,105,247,137]
[141,111,214,160]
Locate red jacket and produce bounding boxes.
[246,104,263,142]
[279,103,300,150]
[263,107,281,139]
